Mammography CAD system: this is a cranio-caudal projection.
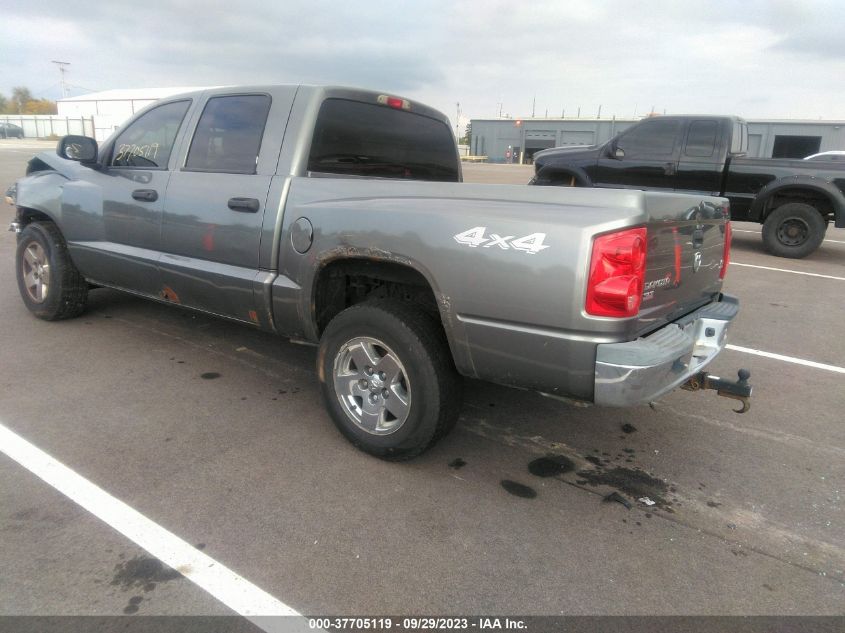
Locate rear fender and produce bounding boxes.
[303,248,474,377]
[751,176,845,228]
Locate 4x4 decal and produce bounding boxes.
[453,226,550,254]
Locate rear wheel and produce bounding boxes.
[317,300,461,461]
[761,202,827,259]
[16,222,88,320]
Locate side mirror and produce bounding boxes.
[614,147,625,159]
[57,135,98,164]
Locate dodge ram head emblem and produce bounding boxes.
[693,251,702,272]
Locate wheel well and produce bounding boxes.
[534,166,586,187]
[762,188,833,221]
[314,259,440,336]
[17,207,53,227]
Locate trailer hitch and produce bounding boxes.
[681,369,752,414]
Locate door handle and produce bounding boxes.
[227,197,260,213]
[663,163,676,176]
[132,189,158,202]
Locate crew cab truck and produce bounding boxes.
[531,115,845,258]
[8,85,751,460]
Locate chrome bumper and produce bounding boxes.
[594,294,739,407]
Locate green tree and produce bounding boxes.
[459,121,472,146]
[10,87,34,113]
[0,88,57,115]
[25,99,57,115]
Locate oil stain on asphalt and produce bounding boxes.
[577,467,670,509]
[111,555,183,592]
[123,595,144,614]
[112,555,184,615]
[528,455,575,477]
[500,480,537,499]
[200,372,221,380]
[521,444,675,512]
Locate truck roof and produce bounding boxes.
[157,84,452,126]
[643,114,747,124]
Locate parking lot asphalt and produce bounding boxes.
[1,142,843,617]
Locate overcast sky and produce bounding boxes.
[3,0,845,130]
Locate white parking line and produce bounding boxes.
[0,421,303,628]
[733,228,845,245]
[726,344,845,374]
[732,262,845,281]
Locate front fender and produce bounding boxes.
[532,163,594,187]
[751,175,845,227]
[14,169,69,227]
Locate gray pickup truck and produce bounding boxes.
[7,85,750,460]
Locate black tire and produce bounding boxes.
[761,202,827,259]
[16,221,88,320]
[317,300,462,461]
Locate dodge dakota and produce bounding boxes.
[8,85,750,460]
[531,115,845,258]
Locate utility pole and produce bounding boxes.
[456,102,461,139]
[597,104,602,119]
[52,60,70,98]
[497,102,503,118]
[532,95,536,118]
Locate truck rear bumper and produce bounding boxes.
[594,294,739,407]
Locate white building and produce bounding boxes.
[57,87,206,141]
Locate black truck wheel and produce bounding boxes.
[762,203,827,259]
[317,300,461,461]
[16,222,88,320]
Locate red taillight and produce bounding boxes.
[672,226,682,285]
[377,95,411,110]
[720,220,732,280]
[586,227,648,318]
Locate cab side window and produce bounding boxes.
[618,119,682,158]
[110,100,191,168]
[185,95,272,174]
[685,120,718,158]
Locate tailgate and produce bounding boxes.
[635,193,729,336]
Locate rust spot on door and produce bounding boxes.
[159,286,180,303]
[202,224,217,252]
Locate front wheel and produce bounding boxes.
[16,222,88,320]
[317,300,462,461]
[761,202,827,259]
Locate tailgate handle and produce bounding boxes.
[228,197,260,213]
[692,228,705,248]
[132,189,158,202]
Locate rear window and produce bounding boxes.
[308,98,459,182]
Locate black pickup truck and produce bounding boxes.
[531,115,845,258]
